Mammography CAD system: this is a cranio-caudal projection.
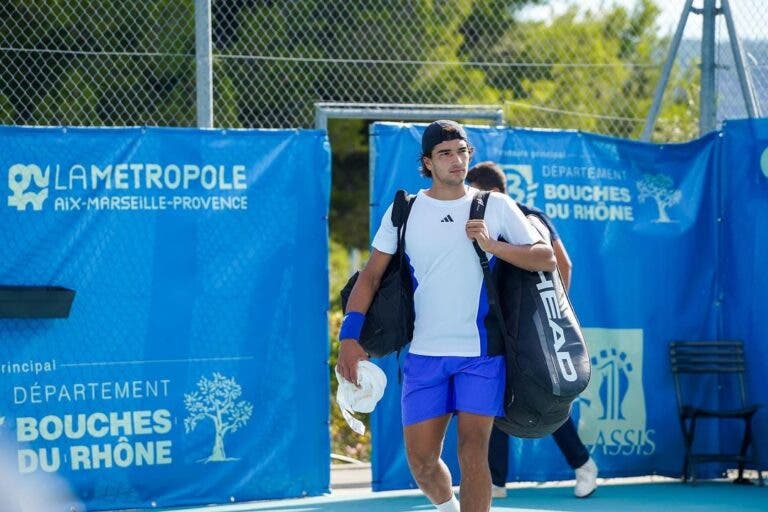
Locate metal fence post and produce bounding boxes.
[699,0,717,135]
[195,0,213,128]
[641,0,694,141]
[721,0,761,118]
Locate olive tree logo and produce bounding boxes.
[184,373,253,463]
[636,173,681,223]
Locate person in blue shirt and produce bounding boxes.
[466,161,599,499]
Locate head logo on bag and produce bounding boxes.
[535,270,577,383]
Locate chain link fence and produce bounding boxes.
[1,0,765,141]
[0,1,196,127]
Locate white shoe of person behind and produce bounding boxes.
[491,484,507,498]
[573,457,598,498]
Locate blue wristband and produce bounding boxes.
[339,312,365,341]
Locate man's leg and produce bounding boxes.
[403,414,454,505]
[457,412,494,512]
[552,417,589,469]
[552,417,598,498]
[452,354,505,511]
[488,425,508,495]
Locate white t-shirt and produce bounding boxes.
[372,187,541,357]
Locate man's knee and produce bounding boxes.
[406,447,441,480]
[458,431,489,460]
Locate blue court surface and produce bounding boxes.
[156,480,768,512]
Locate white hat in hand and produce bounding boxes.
[335,360,387,434]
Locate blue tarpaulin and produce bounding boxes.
[1,120,767,509]
[369,121,766,490]
[0,126,331,510]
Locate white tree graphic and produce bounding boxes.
[184,372,253,463]
[636,173,681,223]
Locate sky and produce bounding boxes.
[518,0,767,40]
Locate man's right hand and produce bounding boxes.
[337,339,369,386]
[337,249,392,386]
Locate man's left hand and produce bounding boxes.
[466,219,493,252]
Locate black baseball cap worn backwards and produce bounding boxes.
[422,120,468,156]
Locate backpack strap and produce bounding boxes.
[391,189,409,228]
[469,190,493,278]
[392,190,416,382]
[470,192,517,356]
[392,189,416,270]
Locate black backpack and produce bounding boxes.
[469,191,591,438]
[340,190,416,358]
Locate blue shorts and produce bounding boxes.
[401,353,506,426]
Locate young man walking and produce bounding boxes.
[337,121,555,512]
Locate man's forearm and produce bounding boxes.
[487,240,556,272]
[553,239,572,290]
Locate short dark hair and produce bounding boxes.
[420,120,469,178]
[467,161,506,192]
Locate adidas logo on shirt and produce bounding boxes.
[441,214,454,223]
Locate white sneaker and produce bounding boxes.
[574,457,598,498]
[491,484,507,498]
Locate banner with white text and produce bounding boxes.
[0,126,331,510]
[369,122,728,490]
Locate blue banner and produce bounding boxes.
[720,118,768,469]
[369,122,726,490]
[0,127,331,510]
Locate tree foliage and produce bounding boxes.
[495,0,695,139]
[1,0,699,138]
[0,0,195,126]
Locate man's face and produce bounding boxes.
[424,139,472,186]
